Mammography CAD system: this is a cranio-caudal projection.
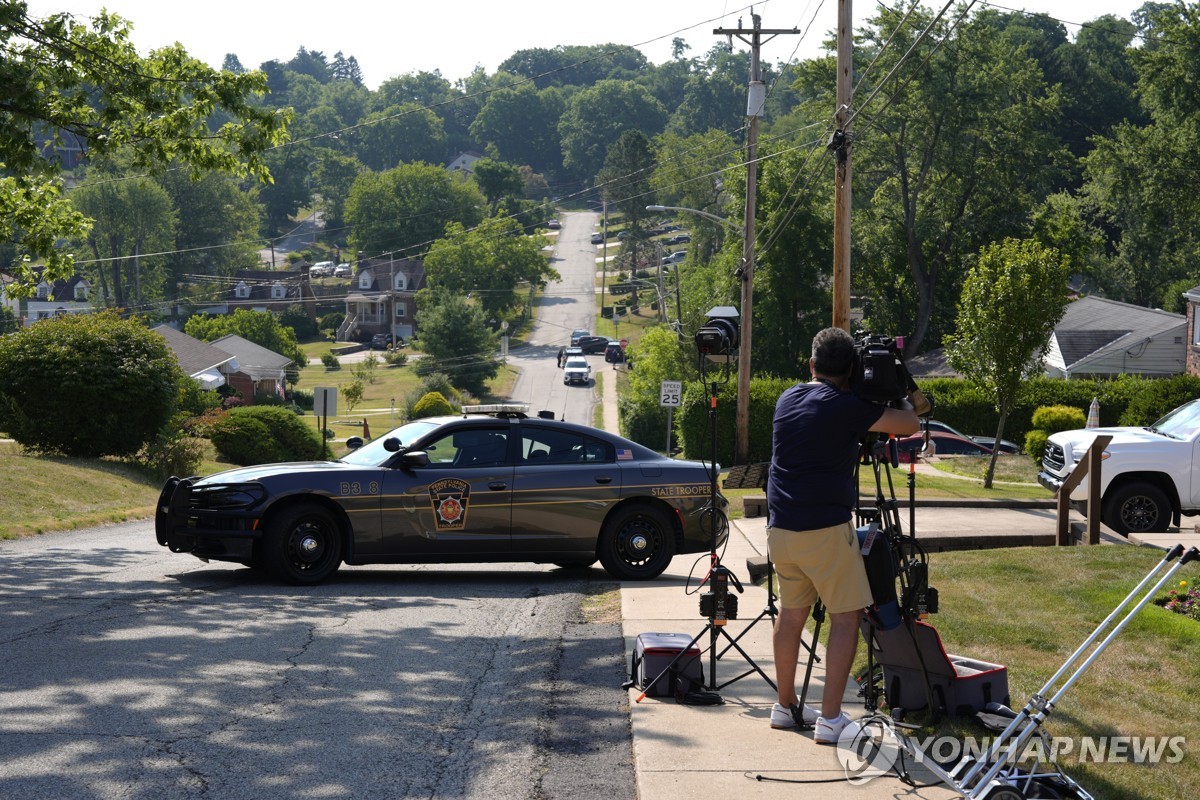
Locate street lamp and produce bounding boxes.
[647,204,754,465]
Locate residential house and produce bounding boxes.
[151,324,236,390]
[340,258,425,343]
[0,273,22,323]
[1044,295,1186,378]
[209,333,293,401]
[25,274,93,326]
[191,267,314,317]
[1181,287,1200,377]
[446,151,484,174]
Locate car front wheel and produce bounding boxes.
[1102,481,1171,535]
[598,504,673,580]
[263,503,344,585]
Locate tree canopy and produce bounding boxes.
[1,2,290,293]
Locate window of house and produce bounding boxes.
[36,282,49,299]
[359,272,372,290]
[395,302,407,319]
[271,283,286,299]
[394,274,406,291]
[235,282,250,299]
[74,282,88,301]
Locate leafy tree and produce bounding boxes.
[472,158,524,212]
[311,149,364,231]
[1,2,289,293]
[598,131,656,269]
[413,289,499,396]
[558,80,667,181]
[0,311,183,457]
[944,239,1070,487]
[71,175,177,308]
[354,103,448,171]
[208,405,322,466]
[260,146,317,234]
[469,83,564,174]
[184,309,307,369]
[156,169,263,296]
[423,217,557,319]
[341,379,365,413]
[345,163,485,258]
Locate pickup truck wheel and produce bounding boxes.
[1102,482,1170,535]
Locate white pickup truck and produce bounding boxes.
[1037,398,1200,534]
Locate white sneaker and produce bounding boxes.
[814,711,862,744]
[770,702,819,729]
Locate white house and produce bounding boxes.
[1044,296,1186,378]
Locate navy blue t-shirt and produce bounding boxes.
[766,381,885,532]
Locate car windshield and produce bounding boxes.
[1149,400,1200,440]
[565,358,588,369]
[338,419,442,466]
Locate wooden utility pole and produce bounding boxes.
[714,13,800,465]
[831,0,854,332]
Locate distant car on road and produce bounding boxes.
[547,219,561,230]
[591,232,605,244]
[660,250,687,266]
[604,341,625,363]
[665,233,691,245]
[895,431,1002,463]
[370,333,398,350]
[310,261,334,277]
[923,420,1020,454]
[576,335,610,354]
[570,329,590,346]
[334,263,352,278]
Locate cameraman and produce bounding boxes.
[766,327,919,743]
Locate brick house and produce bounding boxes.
[339,258,425,343]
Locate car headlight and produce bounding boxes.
[192,483,266,510]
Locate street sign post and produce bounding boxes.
[660,380,682,454]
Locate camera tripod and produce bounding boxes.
[636,373,790,701]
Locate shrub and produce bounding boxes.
[1024,430,1050,464]
[412,391,454,418]
[1031,404,1087,433]
[136,429,207,480]
[290,388,315,411]
[342,379,365,412]
[382,350,407,367]
[321,352,341,370]
[278,305,318,340]
[0,311,183,457]
[1117,374,1200,426]
[208,405,323,466]
[319,311,345,331]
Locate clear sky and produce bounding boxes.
[25,0,1148,90]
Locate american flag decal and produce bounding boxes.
[616,448,633,460]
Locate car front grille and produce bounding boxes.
[1043,442,1066,473]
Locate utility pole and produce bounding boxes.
[831,0,854,332]
[714,13,800,465]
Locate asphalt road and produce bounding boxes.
[0,525,635,798]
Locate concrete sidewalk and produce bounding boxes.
[620,505,1200,799]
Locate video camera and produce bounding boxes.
[695,306,739,363]
[851,332,932,417]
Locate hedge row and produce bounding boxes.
[666,374,1200,463]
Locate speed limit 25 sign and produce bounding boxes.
[660,380,682,407]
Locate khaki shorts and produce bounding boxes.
[767,522,873,614]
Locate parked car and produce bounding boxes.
[590,232,605,245]
[310,261,334,277]
[155,405,726,584]
[563,356,592,386]
[370,333,398,350]
[660,250,687,266]
[665,233,691,245]
[576,335,610,354]
[334,263,352,278]
[570,329,590,346]
[547,219,561,230]
[604,341,625,363]
[923,420,1020,454]
[895,431,999,463]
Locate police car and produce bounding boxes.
[155,405,725,585]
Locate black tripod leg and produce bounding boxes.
[712,625,778,691]
[797,600,826,716]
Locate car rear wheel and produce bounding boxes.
[598,504,673,580]
[263,503,344,585]
[1102,481,1170,535]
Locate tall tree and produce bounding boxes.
[353,103,448,171]
[345,163,485,258]
[469,83,564,174]
[184,309,306,369]
[558,80,667,181]
[0,2,289,292]
[945,238,1069,488]
[471,159,524,212]
[413,288,499,396]
[423,217,557,319]
[71,175,177,308]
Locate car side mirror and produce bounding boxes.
[346,436,364,450]
[383,437,402,452]
[401,450,430,468]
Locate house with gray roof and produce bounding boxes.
[151,324,236,390]
[1044,296,1186,378]
[209,334,293,401]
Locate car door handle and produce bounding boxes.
[488,482,508,491]
[594,476,612,484]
